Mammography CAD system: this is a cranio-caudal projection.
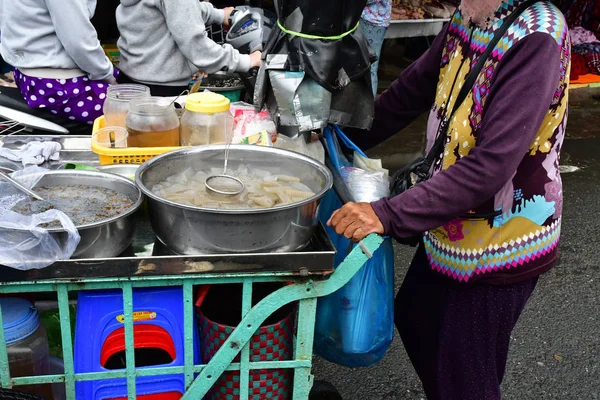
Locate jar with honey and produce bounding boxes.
[125,97,180,148]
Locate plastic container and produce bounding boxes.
[103,84,150,128]
[180,92,233,146]
[126,97,180,148]
[91,117,181,165]
[48,357,66,400]
[92,127,128,148]
[1,298,53,399]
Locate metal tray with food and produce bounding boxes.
[0,135,336,283]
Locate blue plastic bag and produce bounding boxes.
[314,126,395,368]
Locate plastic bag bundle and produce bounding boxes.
[0,167,80,270]
[230,102,278,144]
[274,135,325,164]
[314,125,394,368]
[340,167,389,203]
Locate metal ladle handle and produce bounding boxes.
[0,170,45,201]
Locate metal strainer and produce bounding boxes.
[204,126,244,196]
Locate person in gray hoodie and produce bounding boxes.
[116,0,261,96]
[0,0,116,125]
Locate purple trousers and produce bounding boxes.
[13,68,115,125]
[396,246,538,400]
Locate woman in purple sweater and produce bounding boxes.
[329,1,571,399]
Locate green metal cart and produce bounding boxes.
[0,135,384,399]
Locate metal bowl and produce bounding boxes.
[96,164,140,181]
[2,170,143,259]
[136,145,333,254]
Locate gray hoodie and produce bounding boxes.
[0,0,114,82]
[117,0,251,86]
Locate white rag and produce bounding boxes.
[0,141,62,166]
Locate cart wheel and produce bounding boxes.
[309,380,343,400]
[0,389,47,400]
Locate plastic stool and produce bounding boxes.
[74,287,199,399]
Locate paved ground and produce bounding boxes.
[312,87,600,399]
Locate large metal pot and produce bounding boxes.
[2,170,143,259]
[136,145,333,254]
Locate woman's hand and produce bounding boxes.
[249,51,262,69]
[223,7,235,27]
[192,72,208,81]
[327,202,385,241]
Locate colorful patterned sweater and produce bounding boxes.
[353,0,571,285]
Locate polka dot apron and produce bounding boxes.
[13,68,115,125]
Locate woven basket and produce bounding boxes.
[198,310,294,400]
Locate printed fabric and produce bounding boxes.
[361,21,388,95]
[13,68,116,125]
[569,26,598,45]
[362,0,393,27]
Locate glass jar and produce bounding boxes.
[125,97,180,148]
[180,92,233,146]
[1,298,53,399]
[103,84,150,128]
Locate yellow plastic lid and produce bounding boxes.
[185,92,230,114]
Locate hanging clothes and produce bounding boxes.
[563,0,597,29]
[591,0,600,37]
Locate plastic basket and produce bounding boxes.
[91,117,181,165]
[217,89,242,103]
[199,310,294,400]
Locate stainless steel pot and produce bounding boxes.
[2,170,143,259]
[136,145,333,254]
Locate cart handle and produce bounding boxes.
[181,233,383,399]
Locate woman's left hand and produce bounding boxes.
[327,202,385,241]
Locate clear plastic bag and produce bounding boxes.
[0,167,80,270]
[314,126,394,367]
[340,167,389,203]
[230,102,278,144]
[274,135,325,164]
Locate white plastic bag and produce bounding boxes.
[340,167,389,203]
[340,151,390,202]
[0,167,80,270]
[274,135,325,164]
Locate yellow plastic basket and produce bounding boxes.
[91,116,182,165]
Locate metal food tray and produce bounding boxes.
[0,135,336,283]
[386,18,450,39]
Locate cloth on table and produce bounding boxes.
[585,51,600,74]
[13,68,117,125]
[571,53,591,80]
[570,26,598,45]
[0,141,61,166]
[572,42,600,76]
[572,42,600,54]
[570,73,600,85]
